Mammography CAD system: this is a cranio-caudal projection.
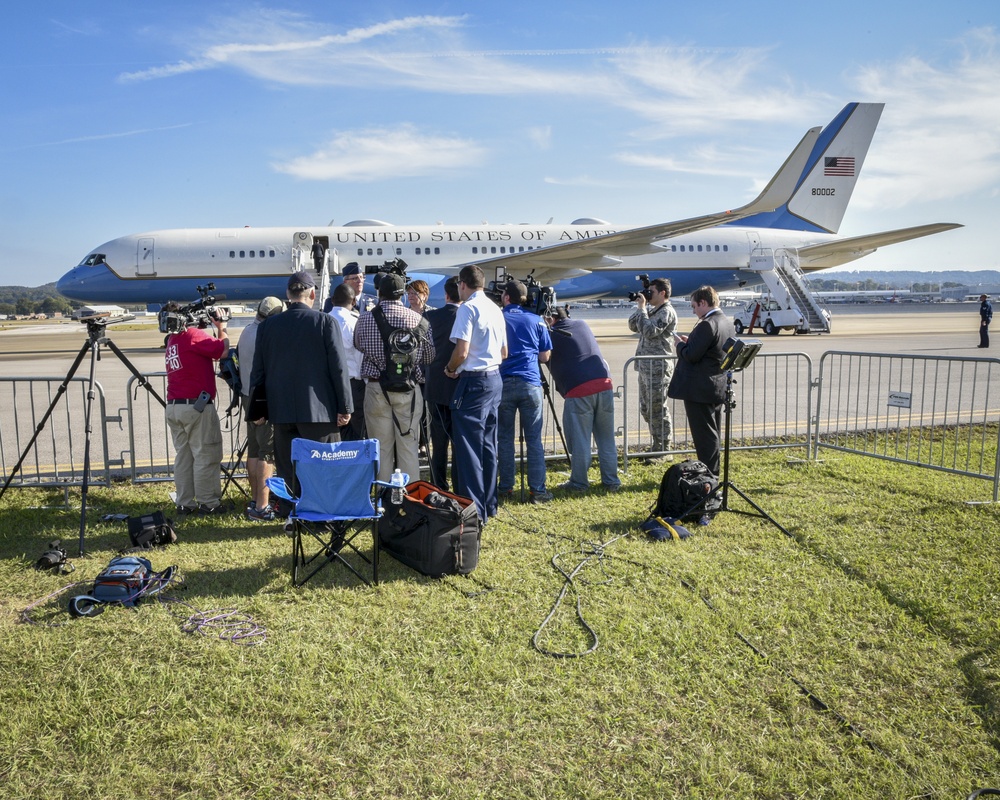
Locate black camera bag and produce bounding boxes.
[127,511,177,549]
[378,481,480,577]
[654,459,721,522]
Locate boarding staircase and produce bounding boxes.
[291,232,339,306]
[750,249,831,334]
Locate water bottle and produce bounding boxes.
[390,469,405,505]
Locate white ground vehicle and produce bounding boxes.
[731,299,806,336]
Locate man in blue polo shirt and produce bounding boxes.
[497,280,554,503]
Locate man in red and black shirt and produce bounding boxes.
[164,306,229,514]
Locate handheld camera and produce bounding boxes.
[158,283,230,334]
[628,274,652,303]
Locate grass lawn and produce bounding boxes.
[1,450,999,799]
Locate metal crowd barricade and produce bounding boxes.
[814,351,1000,499]
[0,376,111,491]
[125,372,245,484]
[621,352,814,468]
[8,350,1000,502]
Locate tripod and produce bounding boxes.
[680,341,791,537]
[0,317,165,556]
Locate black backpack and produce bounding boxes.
[653,459,721,521]
[371,306,429,393]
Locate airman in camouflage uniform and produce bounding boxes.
[628,278,677,454]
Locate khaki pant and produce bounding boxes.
[166,402,223,509]
[364,382,422,484]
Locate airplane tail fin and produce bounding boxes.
[734,102,884,234]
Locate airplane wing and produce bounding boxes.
[797,223,964,270]
[457,126,823,283]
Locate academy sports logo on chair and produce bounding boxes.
[267,438,406,587]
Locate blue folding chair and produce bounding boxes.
[266,438,405,587]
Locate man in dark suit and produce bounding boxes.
[249,270,353,516]
[667,285,736,479]
[423,276,461,489]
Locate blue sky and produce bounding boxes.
[2,1,999,288]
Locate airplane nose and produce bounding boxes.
[56,268,77,296]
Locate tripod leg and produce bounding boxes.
[541,373,569,456]
[103,337,166,407]
[78,340,101,557]
[221,438,250,502]
[0,339,90,503]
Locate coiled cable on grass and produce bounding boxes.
[20,568,266,645]
[531,535,626,658]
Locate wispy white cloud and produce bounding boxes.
[272,125,488,181]
[119,14,466,83]
[526,126,552,150]
[5,124,196,152]
[850,27,1000,210]
[117,11,1000,208]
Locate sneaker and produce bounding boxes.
[246,500,257,514]
[602,483,622,493]
[498,489,514,504]
[697,514,712,527]
[175,505,198,517]
[558,481,587,492]
[529,490,554,504]
[198,501,232,516]
[247,503,277,521]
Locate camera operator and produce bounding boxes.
[354,272,435,483]
[163,300,229,515]
[545,307,621,492]
[627,277,677,460]
[498,280,554,504]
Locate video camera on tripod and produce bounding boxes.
[485,268,557,317]
[158,283,230,334]
[364,258,409,293]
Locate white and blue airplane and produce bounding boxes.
[56,103,960,306]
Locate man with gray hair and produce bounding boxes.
[238,296,283,521]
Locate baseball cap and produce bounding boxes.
[257,296,283,318]
[287,270,316,291]
[378,272,406,299]
[342,262,362,276]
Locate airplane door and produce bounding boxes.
[137,237,155,276]
[745,231,762,261]
[292,231,312,272]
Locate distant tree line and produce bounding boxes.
[0,283,80,317]
[806,277,967,292]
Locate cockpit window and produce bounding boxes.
[80,253,107,267]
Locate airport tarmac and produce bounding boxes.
[0,303,991,382]
[1,303,994,487]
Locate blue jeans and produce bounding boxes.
[498,377,547,494]
[562,390,620,488]
[451,370,503,522]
